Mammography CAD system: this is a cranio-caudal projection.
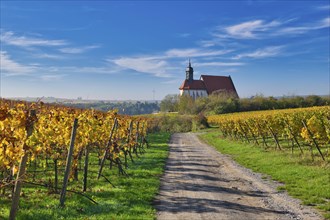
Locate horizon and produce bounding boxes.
[1,1,329,100]
[5,93,329,104]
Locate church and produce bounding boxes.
[179,61,238,99]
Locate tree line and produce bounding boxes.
[65,101,160,115]
[160,93,330,115]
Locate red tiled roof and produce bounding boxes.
[200,75,238,97]
[179,79,206,90]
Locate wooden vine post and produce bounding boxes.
[134,121,140,157]
[139,122,146,153]
[284,120,303,154]
[60,118,78,207]
[128,121,135,163]
[267,125,282,150]
[83,145,89,192]
[124,121,133,168]
[97,118,118,179]
[9,110,36,220]
[302,120,325,161]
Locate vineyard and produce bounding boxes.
[2,98,330,219]
[207,106,330,162]
[0,98,151,219]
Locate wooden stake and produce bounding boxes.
[9,110,36,220]
[83,146,89,192]
[97,118,118,179]
[302,120,325,161]
[59,118,78,207]
[267,125,282,150]
[284,120,303,154]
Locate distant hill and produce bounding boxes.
[8,96,160,104]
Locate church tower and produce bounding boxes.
[179,60,238,98]
[185,59,193,82]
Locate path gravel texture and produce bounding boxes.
[154,133,322,220]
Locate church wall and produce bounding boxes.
[180,89,208,99]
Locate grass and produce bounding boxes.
[199,130,330,219]
[0,132,170,220]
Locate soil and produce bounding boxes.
[154,133,323,220]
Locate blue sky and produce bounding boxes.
[0,1,329,100]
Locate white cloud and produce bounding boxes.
[0,51,35,75]
[0,31,67,47]
[221,20,281,39]
[111,57,172,78]
[198,39,221,48]
[58,45,100,54]
[32,65,123,76]
[35,53,64,59]
[108,47,234,78]
[213,17,328,39]
[277,17,330,35]
[195,62,245,67]
[0,50,123,79]
[165,48,233,58]
[66,66,121,74]
[40,74,66,81]
[178,33,191,38]
[200,41,216,48]
[233,46,284,60]
[320,17,330,28]
[316,5,330,10]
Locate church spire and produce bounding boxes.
[186,59,194,81]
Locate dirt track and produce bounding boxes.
[154,133,322,220]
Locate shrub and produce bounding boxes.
[192,113,209,131]
[147,114,193,133]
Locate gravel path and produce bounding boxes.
[154,133,323,220]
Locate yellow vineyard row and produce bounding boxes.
[0,99,147,175]
[207,106,330,159]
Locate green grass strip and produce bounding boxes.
[199,131,330,219]
[0,132,170,220]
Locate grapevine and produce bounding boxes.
[207,106,330,161]
[0,98,149,217]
